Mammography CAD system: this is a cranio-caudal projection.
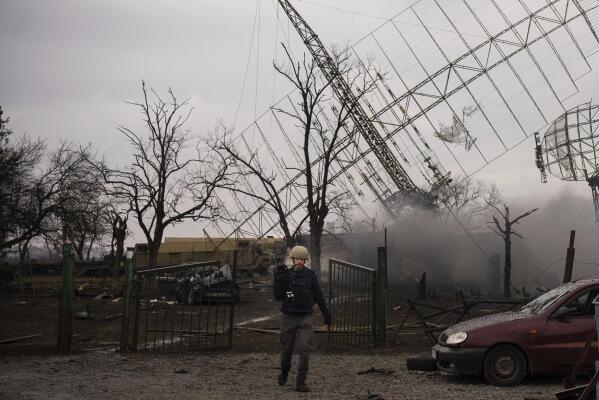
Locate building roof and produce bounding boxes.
[134,237,285,254]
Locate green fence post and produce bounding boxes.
[58,243,74,353]
[376,246,387,346]
[119,248,134,353]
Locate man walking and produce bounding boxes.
[273,245,331,392]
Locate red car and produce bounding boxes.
[432,279,599,386]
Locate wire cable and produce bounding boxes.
[233,0,261,129]
[296,0,487,39]
[254,0,262,125]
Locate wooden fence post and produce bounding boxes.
[58,243,74,353]
[563,230,576,284]
[119,248,134,352]
[375,246,387,346]
[228,250,238,349]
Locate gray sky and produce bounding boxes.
[0,0,405,155]
[2,0,599,245]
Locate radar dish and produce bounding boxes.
[538,102,599,220]
[540,103,599,182]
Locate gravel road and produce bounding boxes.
[0,351,562,400]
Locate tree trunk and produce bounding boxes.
[148,231,163,269]
[74,240,85,262]
[85,235,96,261]
[111,215,127,282]
[504,235,511,298]
[113,238,125,282]
[286,236,295,249]
[310,233,322,279]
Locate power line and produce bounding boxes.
[296,0,488,39]
[254,0,262,125]
[233,0,261,129]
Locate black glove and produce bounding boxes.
[275,264,286,274]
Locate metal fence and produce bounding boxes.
[328,258,377,348]
[123,260,237,352]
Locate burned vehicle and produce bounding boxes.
[177,264,239,304]
[433,279,599,386]
[156,263,239,304]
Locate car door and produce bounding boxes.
[538,287,599,372]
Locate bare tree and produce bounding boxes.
[273,44,381,277]
[66,197,110,261]
[31,144,109,262]
[487,200,539,298]
[212,128,308,248]
[436,176,499,228]
[1,138,94,252]
[97,82,234,268]
[107,208,128,282]
[0,107,46,249]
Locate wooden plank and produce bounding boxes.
[0,334,41,345]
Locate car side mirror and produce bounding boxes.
[552,306,574,321]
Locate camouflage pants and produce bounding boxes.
[280,313,313,383]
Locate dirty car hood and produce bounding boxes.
[443,311,534,336]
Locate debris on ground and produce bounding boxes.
[174,369,189,374]
[0,351,563,399]
[0,333,42,345]
[358,390,385,400]
[75,309,90,319]
[234,327,279,335]
[74,305,122,321]
[93,293,112,301]
[357,367,395,375]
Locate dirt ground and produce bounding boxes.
[0,351,563,400]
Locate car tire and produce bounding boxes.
[406,353,438,371]
[482,344,527,387]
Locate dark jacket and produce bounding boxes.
[273,266,331,324]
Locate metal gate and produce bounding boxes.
[328,258,377,348]
[123,260,237,352]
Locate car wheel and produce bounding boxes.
[482,344,527,387]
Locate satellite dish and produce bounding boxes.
[537,102,599,219]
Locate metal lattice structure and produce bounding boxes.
[537,102,599,218]
[277,0,427,205]
[207,0,599,243]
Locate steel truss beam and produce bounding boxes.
[212,0,599,242]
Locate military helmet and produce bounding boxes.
[289,245,309,260]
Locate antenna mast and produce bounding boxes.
[277,0,428,206]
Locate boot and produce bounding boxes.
[296,354,310,392]
[277,369,289,386]
[295,381,310,393]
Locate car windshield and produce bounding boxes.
[520,283,577,314]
